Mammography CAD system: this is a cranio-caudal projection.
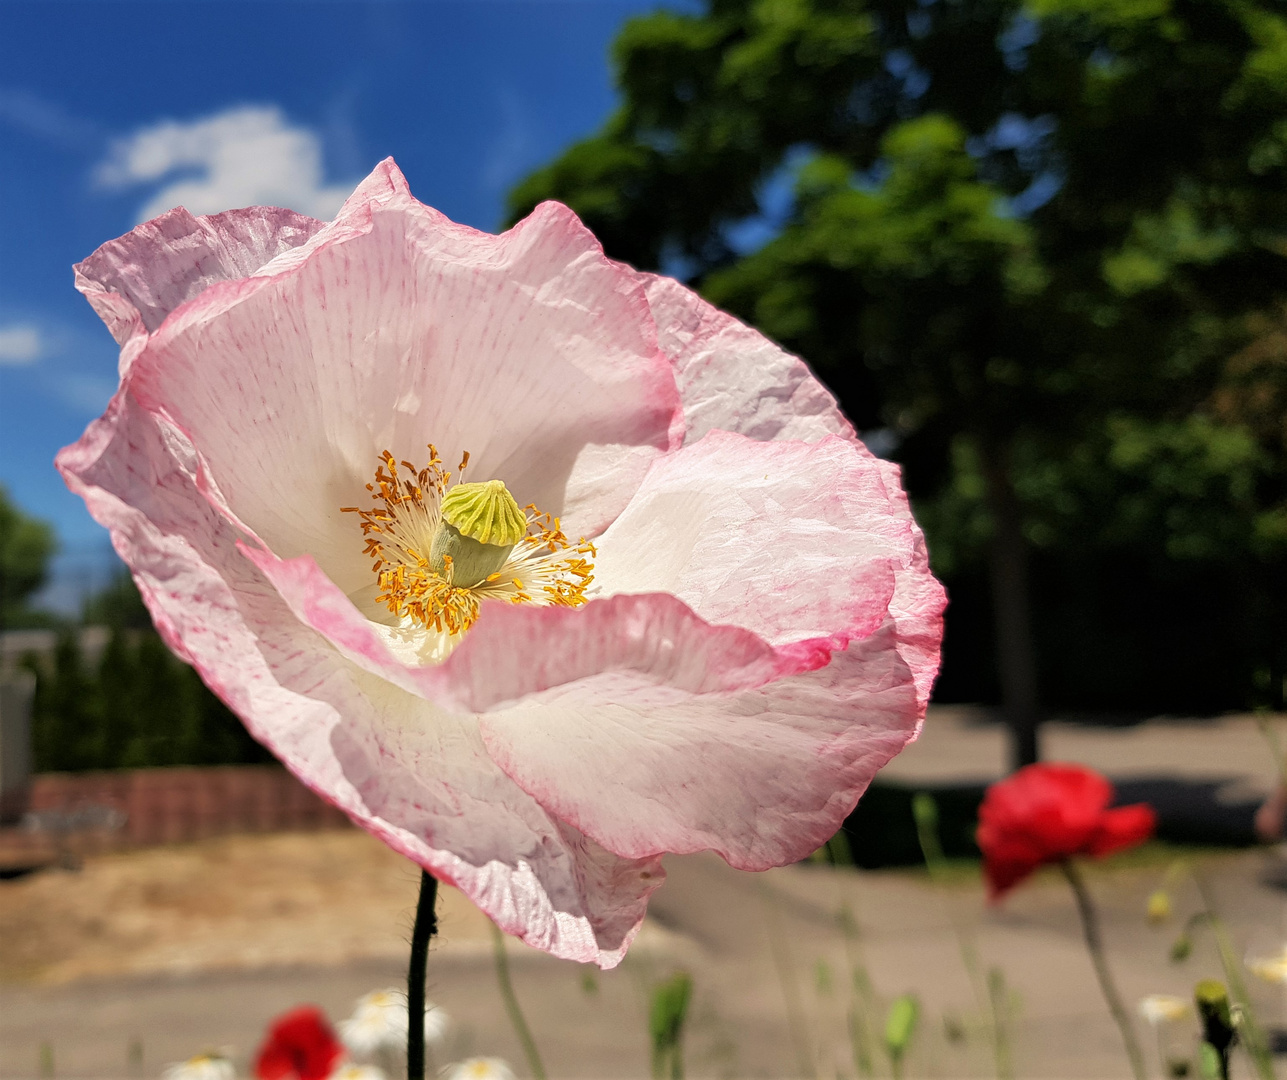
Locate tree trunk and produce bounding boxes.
[980,440,1041,769]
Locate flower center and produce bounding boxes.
[342,446,595,642]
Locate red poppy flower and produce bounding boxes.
[976,762,1155,899]
[255,1006,345,1080]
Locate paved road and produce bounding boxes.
[4,711,1287,1078]
[4,846,1287,1079]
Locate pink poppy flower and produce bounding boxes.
[59,159,945,967]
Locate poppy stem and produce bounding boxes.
[1059,859,1147,1080]
[408,868,439,1080]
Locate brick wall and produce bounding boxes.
[0,765,351,869]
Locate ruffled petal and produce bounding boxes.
[642,273,855,445]
[56,390,662,967]
[470,432,939,873]
[74,205,326,369]
[593,430,903,646]
[642,274,944,711]
[239,544,823,711]
[477,622,922,870]
[874,459,946,712]
[230,430,903,712]
[123,160,680,598]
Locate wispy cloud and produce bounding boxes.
[0,323,44,366]
[0,88,102,150]
[96,105,357,223]
[481,90,538,197]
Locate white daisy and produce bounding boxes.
[1248,946,1287,984]
[1138,994,1190,1026]
[338,988,449,1056]
[162,1054,236,1080]
[329,1066,386,1080]
[439,1059,517,1080]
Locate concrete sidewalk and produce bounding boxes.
[3,843,1287,1078]
[885,707,1283,796]
[4,711,1287,1078]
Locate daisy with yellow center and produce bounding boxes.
[342,446,595,659]
[1137,994,1189,1026]
[440,1059,516,1080]
[337,987,448,1056]
[161,1053,235,1080]
[1248,946,1287,984]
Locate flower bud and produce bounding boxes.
[1147,890,1172,924]
[1195,979,1236,1068]
[431,480,525,588]
[885,994,920,1064]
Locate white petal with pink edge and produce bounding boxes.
[642,272,855,446]
[478,626,922,871]
[124,160,679,601]
[474,436,942,869]
[57,392,661,967]
[59,156,945,966]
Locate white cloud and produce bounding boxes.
[97,105,356,224]
[0,87,101,149]
[480,89,536,195]
[0,323,43,365]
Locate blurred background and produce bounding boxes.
[5,0,1287,1077]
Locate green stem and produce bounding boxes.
[1192,875,1277,1080]
[407,870,439,1080]
[836,893,878,1080]
[986,967,1015,1080]
[758,879,818,1080]
[1059,860,1147,1080]
[490,921,548,1080]
[914,793,1013,1080]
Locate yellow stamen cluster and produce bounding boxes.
[342,445,595,644]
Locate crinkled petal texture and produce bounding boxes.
[977,763,1156,899]
[59,158,945,967]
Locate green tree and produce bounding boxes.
[25,572,273,772]
[81,568,152,630]
[26,631,101,772]
[511,0,1287,764]
[0,486,56,631]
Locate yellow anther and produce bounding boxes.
[344,446,595,645]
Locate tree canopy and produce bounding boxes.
[511,0,1287,761]
[0,485,56,631]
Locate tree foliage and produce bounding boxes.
[0,485,55,630]
[22,571,273,772]
[511,0,1287,736]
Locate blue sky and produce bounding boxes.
[0,0,672,611]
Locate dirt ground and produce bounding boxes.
[6,711,1287,1079]
[3,828,1287,1080]
[0,831,488,984]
